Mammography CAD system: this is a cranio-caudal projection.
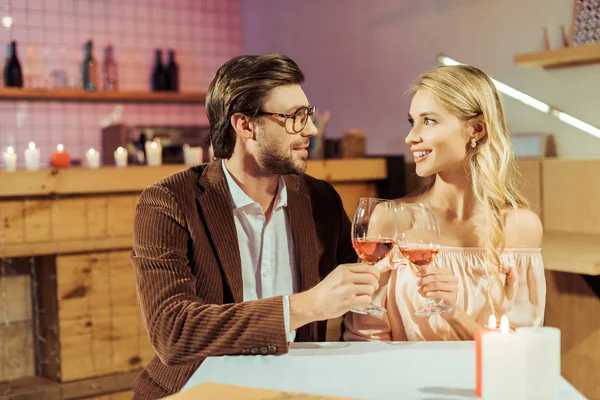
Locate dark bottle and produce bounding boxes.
[82,40,98,91]
[150,49,166,91]
[3,41,23,88]
[103,45,118,91]
[165,49,179,91]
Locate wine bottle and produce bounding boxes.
[3,41,23,88]
[82,40,98,91]
[165,49,179,91]
[150,49,166,91]
[103,45,118,91]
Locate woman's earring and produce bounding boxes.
[471,138,477,148]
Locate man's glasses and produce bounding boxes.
[257,106,316,133]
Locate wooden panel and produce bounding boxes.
[0,159,386,198]
[24,200,52,243]
[3,237,132,258]
[85,390,134,400]
[107,196,137,238]
[543,159,600,234]
[59,371,140,400]
[35,256,61,382]
[87,197,109,239]
[0,376,60,400]
[545,271,600,399]
[56,251,154,382]
[0,275,32,323]
[517,159,542,218]
[0,200,25,244]
[0,321,34,382]
[543,232,600,275]
[53,198,87,241]
[331,182,378,219]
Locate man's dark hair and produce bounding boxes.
[206,53,305,159]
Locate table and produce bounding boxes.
[182,341,586,399]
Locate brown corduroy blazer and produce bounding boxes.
[130,160,356,399]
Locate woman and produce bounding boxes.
[343,65,546,341]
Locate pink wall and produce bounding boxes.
[0,0,242,167]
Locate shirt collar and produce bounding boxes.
[222,159,288,210]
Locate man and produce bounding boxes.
[131,53,379,399]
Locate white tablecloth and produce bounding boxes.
[181,341,586,399]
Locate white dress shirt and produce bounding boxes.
[222,160,298,342]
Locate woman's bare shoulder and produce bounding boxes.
[503,208,543,248]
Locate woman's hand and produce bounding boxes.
[416,266,459,316]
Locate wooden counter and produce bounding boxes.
[0,158,387,399]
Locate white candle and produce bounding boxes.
[481,315,527,399]
[24,141,40,171]
[85,148,100,169]
[3,146,17,171]
[114,146,128,168]
[145,140,162,166]
[183,144,202,165]
[515,327,561,400]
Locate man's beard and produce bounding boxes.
[256,129,308,175]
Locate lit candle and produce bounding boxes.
[114,146,128,168]
[183,144,202,165]
[24,141,40,171]
[145,140,162,166]
[481,315,527,399]
[50,144,71,169]
[515,326,561,400]
[85,148,100,169]
[475,315,497,397]
[3,146,17,171]
[2,146,17,171]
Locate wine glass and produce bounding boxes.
[350,197,396,315]
[395,201,453,317]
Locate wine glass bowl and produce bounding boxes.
[395,202,453,317]
[350,197,396,315]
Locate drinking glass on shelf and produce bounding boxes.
[395,201,453,317]
[350,197,396,315]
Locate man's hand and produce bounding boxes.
[289,263,380,330]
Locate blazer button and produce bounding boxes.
[260,346,268,354]
[268,345,276,353]
[242,349,250,355]
[251,347,259,354]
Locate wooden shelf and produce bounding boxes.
[514,42,600,68]
[0,158,387,198]
[0,87,206,103]
[543,231,600,276]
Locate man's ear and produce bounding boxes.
[230,113,255,140]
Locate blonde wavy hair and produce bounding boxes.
[410,64,529,315]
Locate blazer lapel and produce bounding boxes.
[197,161,244,303]
[285,175,322,341]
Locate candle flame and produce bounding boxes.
[500,315,509,333]
[117,147,124,154]
[88,148,96,155]
[7,146,14,154]
[488,314,497,330]
[57,144,64,151]
[28,141,35,150]
[150,141,158,149]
